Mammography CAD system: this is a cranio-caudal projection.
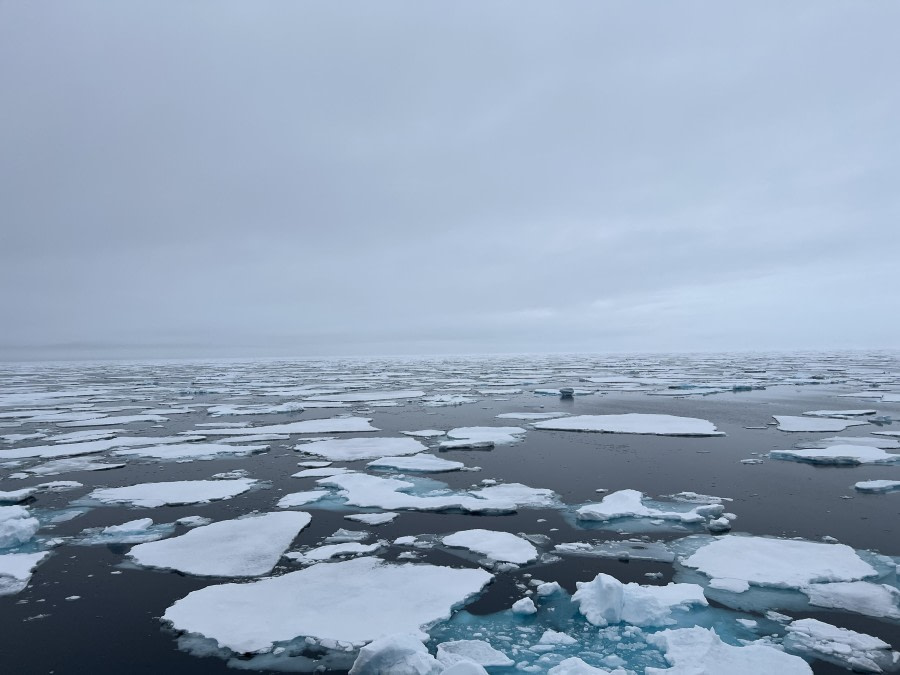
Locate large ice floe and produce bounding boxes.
[855,479,900,493]
[163,556,492,653]
[770,444,900,465]
[441,529,538,565]
[87,478,258,507]
[295,436,426,461]
[773,415,870,432]
[533,414,724,437]
[129,512,310,576]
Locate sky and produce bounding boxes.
[1,1,898,360]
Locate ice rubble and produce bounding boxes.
[770,445,900,465]
[855,480,900,493]
[441,530,538,564]
[0,551,50,595]
[112,442,268,460]
[76,518,176,545]
[368,454,465,472]
[534,414,724,437]
[295,437,427,461]
[347,634,442,675]
[573,572,707,627]
[576,490,724,526]
[88,478,258,507]
[773,415,869,432]
[0,505,40,548]
[197,417,379,436]
[163,556,492,653]
[130,512,311,576]
[784,618,898,673]
[645,626,812,674]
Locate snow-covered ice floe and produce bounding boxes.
[163,556,492,653]
[197,417,379,436]
[784,618,899,673]
[773,415,869,433]
[440,426,528,449]
[367,454,465,473]
[344,512,398,526]
[496,412,571,421]
[0,505,40,548]
[87,478,258,507]
[770,444,900,465]
[277,491,331,507]
[0,551,50,595]
[112,442,268,460]
[854,479,900,493]
[304,390,425,403]
[130,512,311,576]
[576,490,727,531]
[295,437,426,461]
[75,517,176,545]
[534,414,724,437]
[574,572,707,628]
[441,529,538,565]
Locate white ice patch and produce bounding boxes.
[496,412,571,420]
[784,618,898,673]
[367,454,465,473]
[348,634,441,675]
[441,529,538,564]
[466,483,558,508]
[0,551,50,596]
[286,542,382,563]
[802,581,900,620]
[854,479,900,493]
[207,402,306,416]
[277,491,331,507]
[802,410,877,417]
[24,456,126,476]
[130,512,311,577]
[0,505,40,548]
[295,437,426,461]
[770,445,899,465]
[445,426,528,445]
[400,429,446,438]
[773,415,869,432]
[88,478,258,507]
[305,390,425,402]
[577,490,724,525]
[534,414,724,437]
[0,488,36,504]
[198,417,379,436]
[436,639,514,668]
[292,467,353,478]
[0,435,205,460]
[645,626,812,674]
[163,556,492,653]
[113,442,268,460]
[344,512,398,526]
[680,535,878,589]
[573,572,707,627]
[58,414,170,427]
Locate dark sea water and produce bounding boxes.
[1,354,898,673]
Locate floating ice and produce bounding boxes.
[554,540,675,563]
[24,456,126,476]
[854,479,900,493]
[77,518,175,545]
[59,414,170,427]
[287,541,383,563]
[445,426,528,445]
[770,445,900,465]
[401,430,446,438]
[305,390,425,402]
[773,415,869,432]
[645,626,812,674]
[436,639,514,668]
[803,410,877,417]
[0,435,205,460]
[277,491,331,507]
[438,439,495,450]
[803,436,900,449]
[345,512,398,526]
[576,490,724,526]
[441,529,538,564]
[348,634,442,675]
[784,618,897,673]
[368,454,465,473]
[679,534,878,588]
[573,572,707,627]
[88,478,258,507]
[549,657,620,674]
[295,437,426,461]
[113,442,268,460]
[0,505,40,548]
[534,414,724,437]
[198,417,379,436]
[511,597,537,615]
[163,556,492,653]
[292,467,353,478]
[207,402,306,416]
[0,488,36,504]
[467,482,558,508]
[0,551,50,596]
[130,512,311,577]
[496,412,571,421]
[802,581,900,620]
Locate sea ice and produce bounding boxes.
[130,512,311,576]
[496,412,570,420]
[573,572,707,627]
[802,581,900,620]
[163,556,492,652]
[679,535,878,588]
[287,542,383,562]
[345,512,398,526]
[784,618,898,673]
[291,467,354,478]
[577,490,724,526]
[305,390,425,402]
[803,410,877,417]
[436,639,514,667]
[467,483,558,507]
[88,478,258,507]
[441,529,538,564]
[0,505,40,548]
[854,480,900,493]
[368,454,465,473]
[277,491,331,507]
[770,445,899,465]
[445,426,528,445]
[347,634,441,675]
[295,437,426,461]
[645,626,812,674]
[112,442,268,460]
[534,414,724,437]
[0,551,50,596]
[511,597,537,615]
[24,457,126,477]
[58,414,169,427]
[773,415,869,432]
[198,417,379,436]
[400,430,446,438]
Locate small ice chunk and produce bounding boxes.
[511,597,537,615]
[176,516,212,528]
[296,460,332,468]
[436,639,514,667]
[288,542,382,562]
[345,512,399,526]
[0,551,50,596]
[348,633,440,675]
[538,630,578,646]
[102,518,153,535]
[708,578,750,593]
[0,506,40,548]
[536,581,562,596]
[577,489,723,525]
[802,581,900,620]
[277,491,330,507]
[854,479,900,493]
[548,658,615,674]
[770,445,899,465]
[446,426,528,445]
[400,430,446,438]
[0,488,37,504]
[442,529,538,564]
[292,467,353,478]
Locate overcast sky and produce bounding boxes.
[1,2,898,360]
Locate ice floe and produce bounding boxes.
[773,415,869,432]
[496,412,571,421]
[441,529,538,565]
[277,491,331,507]
[445,426,528,445]
[401,429,447,438]
[305,390,425,402]
[576,490,725,527]
[854,479,900,493]
[0,505,40,548]
[784,618,898,673]
[286,541,383,563]
[534,414,724,436]
[198,417,379,436]
[130,512,310,576]
[436,639,514,668]
[112,442,268,460]
[295,437,426,461]
[770,444,899,465]
[88,478,258,507]
[368,454,465,473]
[802,581,900,620]
[345,512,398,525]
[0,551,50,595]
[573,572,707,627]
[163,556,492,653]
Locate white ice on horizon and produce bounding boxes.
[773,415,869,432]
[534,414,724,437]
[295,437,426,461]
[573,572,707,627]
[680,535,878,589]
[197,417,379,436]
[441,529,538,564]
[89,478,258,508]
[130,512,311,577]
[367,454,465,473]
[645,626,812,674]
[163,556,492,653]
[770,444,900,465]
[577,490,724,525]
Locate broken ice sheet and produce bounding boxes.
[129,512,311,576]
[197,416,379,436]
[112,442,269,460]
[75,518,176,545]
